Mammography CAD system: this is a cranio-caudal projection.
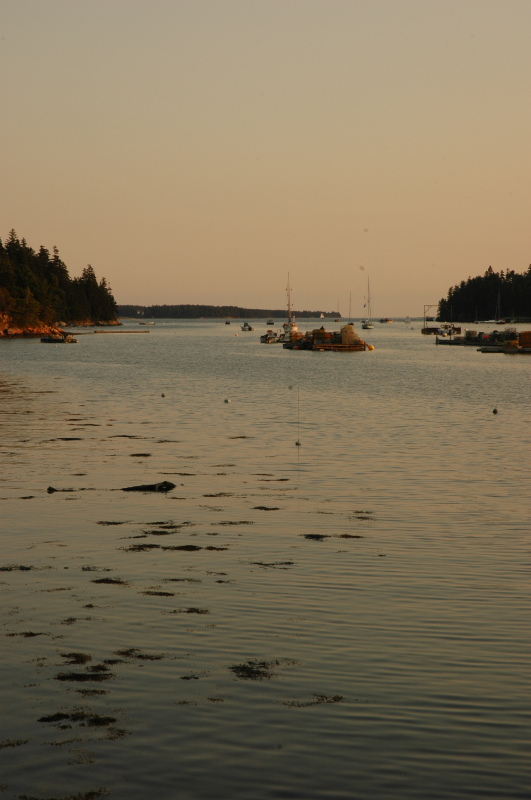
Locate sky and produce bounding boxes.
[1,0,530,316]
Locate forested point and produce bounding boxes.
[438,265,531,321]
[117,304,339,319]
[0,230,117,327]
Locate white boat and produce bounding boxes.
[320,313,324,319]
[266,318,274,325]
[241,322,254,331]
[404,316,411,325]
[139,321,155,325]
[362,277,374,329]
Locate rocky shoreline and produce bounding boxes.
[0,315,121,338]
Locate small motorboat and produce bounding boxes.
[266,318,274,325]
[241,322,255,331]
[260,329,285,344]
[41,333,77,344]
[225,320,231,325]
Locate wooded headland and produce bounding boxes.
[438,265,531,321]
[0,230,118,336]
[117,304,339,319]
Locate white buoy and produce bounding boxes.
[224,399,231,403]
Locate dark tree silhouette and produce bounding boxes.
[438,265,531,321]
[0,231,117,325]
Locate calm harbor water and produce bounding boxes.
[1,320,529,799]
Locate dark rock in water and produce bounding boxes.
[121,481,176,493]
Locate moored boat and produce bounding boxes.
[41,333,77,343]
[362,277,374,329]
[260,329,285,344]
[241,322,255,331]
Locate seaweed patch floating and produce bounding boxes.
[166,607,210,615]
[0,738,29,749]
[282,694,344,707]
[113,648,165,661]
[38,711,117,728]
[60,652,92,665]
[55,669,115,683]
[0,564,51,571]
[228,658,298,681]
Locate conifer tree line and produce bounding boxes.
[438,265,531,321]
[116,304,337,319]
[0,230,117,325]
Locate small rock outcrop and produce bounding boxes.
[120,481,177,493]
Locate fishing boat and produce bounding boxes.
[260,329,285,344]
[362,278,374,329]
[379,317,393,323]
[282,274,298,341]
[266,317,274,325]
[139,321,155,325]
[241,322,255,331]
[225,320,231,325]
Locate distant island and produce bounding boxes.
[117,304,340,319]
[0,230,118,337]
[438,265,531,322]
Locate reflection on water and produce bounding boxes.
[0,322,529,799]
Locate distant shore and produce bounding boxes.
[116,303,340,320]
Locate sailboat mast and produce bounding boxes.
[286,273,291,324]
[349,291,352,322]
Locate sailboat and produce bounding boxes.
[362,278,374,329]
[495,293,505,324]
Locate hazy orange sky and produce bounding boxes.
[2,0,530,315]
